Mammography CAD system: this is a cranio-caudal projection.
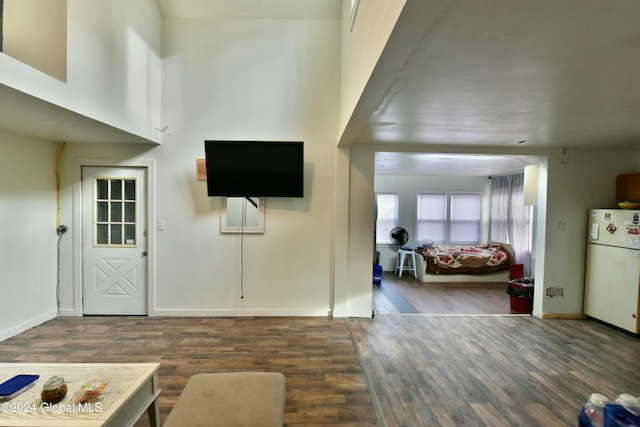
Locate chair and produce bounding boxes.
[395,247,417,278]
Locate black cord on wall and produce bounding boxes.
[240,198,246,299]
[56,225,68,315]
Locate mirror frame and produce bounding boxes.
[220,197,265,233]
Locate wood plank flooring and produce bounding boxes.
[0,316,378,426]
[348,315,640,427]
[374,272,513,315]
[1,315,639,426]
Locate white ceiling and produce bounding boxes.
[346,0,640,174]
[375,152,539,176]
[349,0,640,150]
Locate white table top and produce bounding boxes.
[0,363,160,426]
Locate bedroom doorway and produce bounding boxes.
[372,152,542,315]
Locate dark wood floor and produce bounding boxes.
[349,315,640,427]
[374,272,513,315]
[1,315,639,426]
[0,316,377,426]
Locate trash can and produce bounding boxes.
[373,264,383,286]
[506,277,534,313]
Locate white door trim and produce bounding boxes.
[72,158,156,316]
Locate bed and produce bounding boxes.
[415,241,515,282]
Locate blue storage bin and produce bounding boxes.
[373,264,383,285]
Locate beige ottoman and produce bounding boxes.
[163,372,286,427]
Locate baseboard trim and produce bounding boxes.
[541,313,586,319]
[57,308,77,317]
[152,308,330,317]
[0,310,57,342]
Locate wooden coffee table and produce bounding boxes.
[0,363,160,427]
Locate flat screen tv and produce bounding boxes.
[204,140,304,197]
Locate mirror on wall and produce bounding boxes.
[221,197,264,233]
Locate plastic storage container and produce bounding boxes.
[578,393,640,427]
[579,393,611,427]
[373,264,383,286]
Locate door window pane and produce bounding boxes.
[96,224,108,245]
[110,224,122,245]
[96,179,108,199]
[125,224,136,244]
[110,180,122,200]
[110,202,122,222]
[124,180,135,200]
[96,202,108,222]
[94,177,137,247]
[124,202,135,222]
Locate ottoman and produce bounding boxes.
[163,372,286,427]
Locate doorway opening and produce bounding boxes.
[372,152,543,315]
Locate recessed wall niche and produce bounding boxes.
[2,0,67,82]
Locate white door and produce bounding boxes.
[82,166,148,315]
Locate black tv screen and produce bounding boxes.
[204,140,304,197]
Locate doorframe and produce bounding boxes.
[72,158,156,316]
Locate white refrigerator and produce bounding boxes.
[584,209,640,334]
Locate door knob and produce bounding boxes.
[142,251,148,257]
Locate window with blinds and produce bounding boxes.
[417,193,481,244]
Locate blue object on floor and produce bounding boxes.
[373,264,383,285]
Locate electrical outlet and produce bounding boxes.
[546,287,564,297]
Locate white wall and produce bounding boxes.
[536,148,639,316]
[0,0,161,143]
[53,12,341,317]
[345,147,376,317]
[3,0,67,81]
[12,2,351,320]
[339,0,406,140]
[0,1,162,339]
[374,173,492,271]
[0,132,59,340]
[147,15,340,315]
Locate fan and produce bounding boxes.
[389,227,409,248]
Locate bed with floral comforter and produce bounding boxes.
[416,242,515,275]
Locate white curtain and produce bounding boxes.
[489,173,532,275]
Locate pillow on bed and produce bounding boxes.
[417,239,434,248]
